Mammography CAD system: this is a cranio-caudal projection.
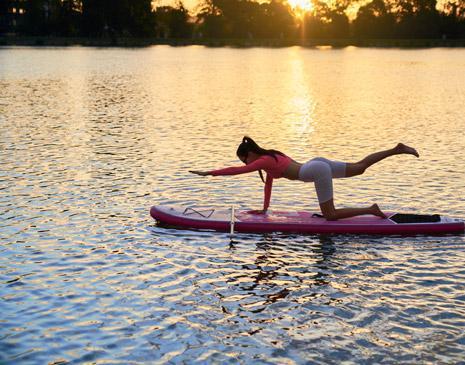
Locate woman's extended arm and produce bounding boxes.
[209,157,271,176]
[190,156,272,177]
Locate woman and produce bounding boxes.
[190,137,419,221]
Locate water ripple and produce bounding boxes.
[1,46,465,364]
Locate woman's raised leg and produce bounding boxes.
[345,143,419,178]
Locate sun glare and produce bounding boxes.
[288,0,314,12]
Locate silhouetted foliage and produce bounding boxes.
[353,0,396,38]
[81,0,154,37]
[154,3,192,38]
[196,0,295,38]
[1,0,465,39]
[21,0,53,35]
[55,0,81,36]
[391,0,442,38]
[259,1,296,38]
[440,1,465,38]
[301,0,350,39]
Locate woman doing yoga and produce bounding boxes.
[190,137,419,221]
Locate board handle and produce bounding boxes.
[230,206,235,236]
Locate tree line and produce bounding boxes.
[1,0,464,39]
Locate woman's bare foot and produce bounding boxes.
[395,143,419,158]
[370,204,387,219]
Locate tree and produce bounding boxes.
[197,0,296,39]
[81,0,154,37]
[390,0,441,37]
[256,1,296,39]
[303,0,350,39]
[439,0,465,38]
[21,0,52,35]
[54,0,81,36]
[196,0,226,38]
[353,0,395,38]
[154,3,192,38]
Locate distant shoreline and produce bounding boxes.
[1,36,465,48]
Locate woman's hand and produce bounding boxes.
[189,170,210,176]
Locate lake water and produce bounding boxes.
[1,46,465,364]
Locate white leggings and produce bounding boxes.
[298,157,347,204]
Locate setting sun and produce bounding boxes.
[287,0,314,12]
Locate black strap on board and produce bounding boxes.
[183,207,215,218]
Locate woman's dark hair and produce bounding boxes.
[236,136,284,183]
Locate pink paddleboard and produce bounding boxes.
[150,205,464,235]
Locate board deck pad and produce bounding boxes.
[150,205,464,235]
[390,213,441,223]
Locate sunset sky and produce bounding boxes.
[153,0,207,13]
[153,0,453,16]
[153,0,316,14]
